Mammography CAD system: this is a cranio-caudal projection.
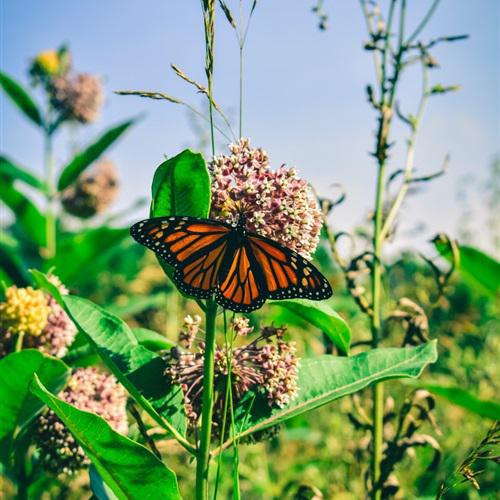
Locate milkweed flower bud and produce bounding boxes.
[179,314,202,349]
[50,73,103,124]
[232,316,254,336]
[34,368,128,475]
[210,139,323,259]
[62,159,119,218]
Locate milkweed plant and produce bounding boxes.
[1,1,498,500]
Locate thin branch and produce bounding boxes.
[129,403,162,460]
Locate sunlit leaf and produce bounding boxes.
[0,179,46,248]
[62,295,187,438]
[268,299,351,354]
[0,71,43,127]
[420,383,500,420]
[0,350,69,462]
[57,118,136,191]
[150,149,211,290]
[31,375,181,500]
[434,239,500,296]
[233,341,438,440]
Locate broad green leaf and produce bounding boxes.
[57,118,136,191]
[0,350,69,462]
[131,328,176,352]
[0,71,43,127]
[49,227,129,285]
[150,149,211,218]
[0,179,46,248]
[268,299,351,354]
[233,341,437,440]
[0,155,45,191]
[434,239,500,296]
[420,383,500,420]
[31,375,181,500]
[149,149,211,291]
[62,295,188,440]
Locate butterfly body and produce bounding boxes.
[131,215,332,313]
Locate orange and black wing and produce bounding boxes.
[215,232,332,313]
[130,216,232,299]
[247,233,333,302]
[215,240,266,312]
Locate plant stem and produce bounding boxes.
[15,332,25,352]
[370,153,386,500]
[196,298,218,500]
[44,131,56,260]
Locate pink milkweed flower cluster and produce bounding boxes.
[34,367,128,475]
[210,138,323,259]
[165,320,299,434]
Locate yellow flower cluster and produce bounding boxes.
[0,286,51,337]
[35,50,60,76]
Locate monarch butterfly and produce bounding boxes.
[130,215,332,313]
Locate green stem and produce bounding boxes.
[15,332,25,352]
[44,131,56,260]
[370,154,386,500]
[196,299,218,500]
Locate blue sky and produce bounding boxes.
[1,1,498,255]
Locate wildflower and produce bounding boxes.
[232,316,254,336]
[0,278,76,358]
[179,314,202,349]
[34,368,128,475]
[62,159,119,218]
[0,286,50,338]
[166,323,299,432]
[50,73,103,124]
[29,46,71,86]
[210,138,323,259]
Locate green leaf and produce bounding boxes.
[434,239,500,296]
[234,341,438,440]
[0,71,43,127]
[57,118,136,191]
[49,227,129,285]
[419,384,500,420]
[149,149,211,291]
[0,350,69,462]
[0,155,45,191]
[150,149,211,218]
[61,295,188,440]
[0,179,46,248]
[31,375,181,500]
[268,299,351,354]
[131,328,176,352]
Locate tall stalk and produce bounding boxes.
[197,4,217,496]
[43,129,56,260]
[196,298,218,500]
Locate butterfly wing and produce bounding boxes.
[130,216,232,299]
[247,233,333,302]
[215,232,332,312]
[215,239,266,313]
